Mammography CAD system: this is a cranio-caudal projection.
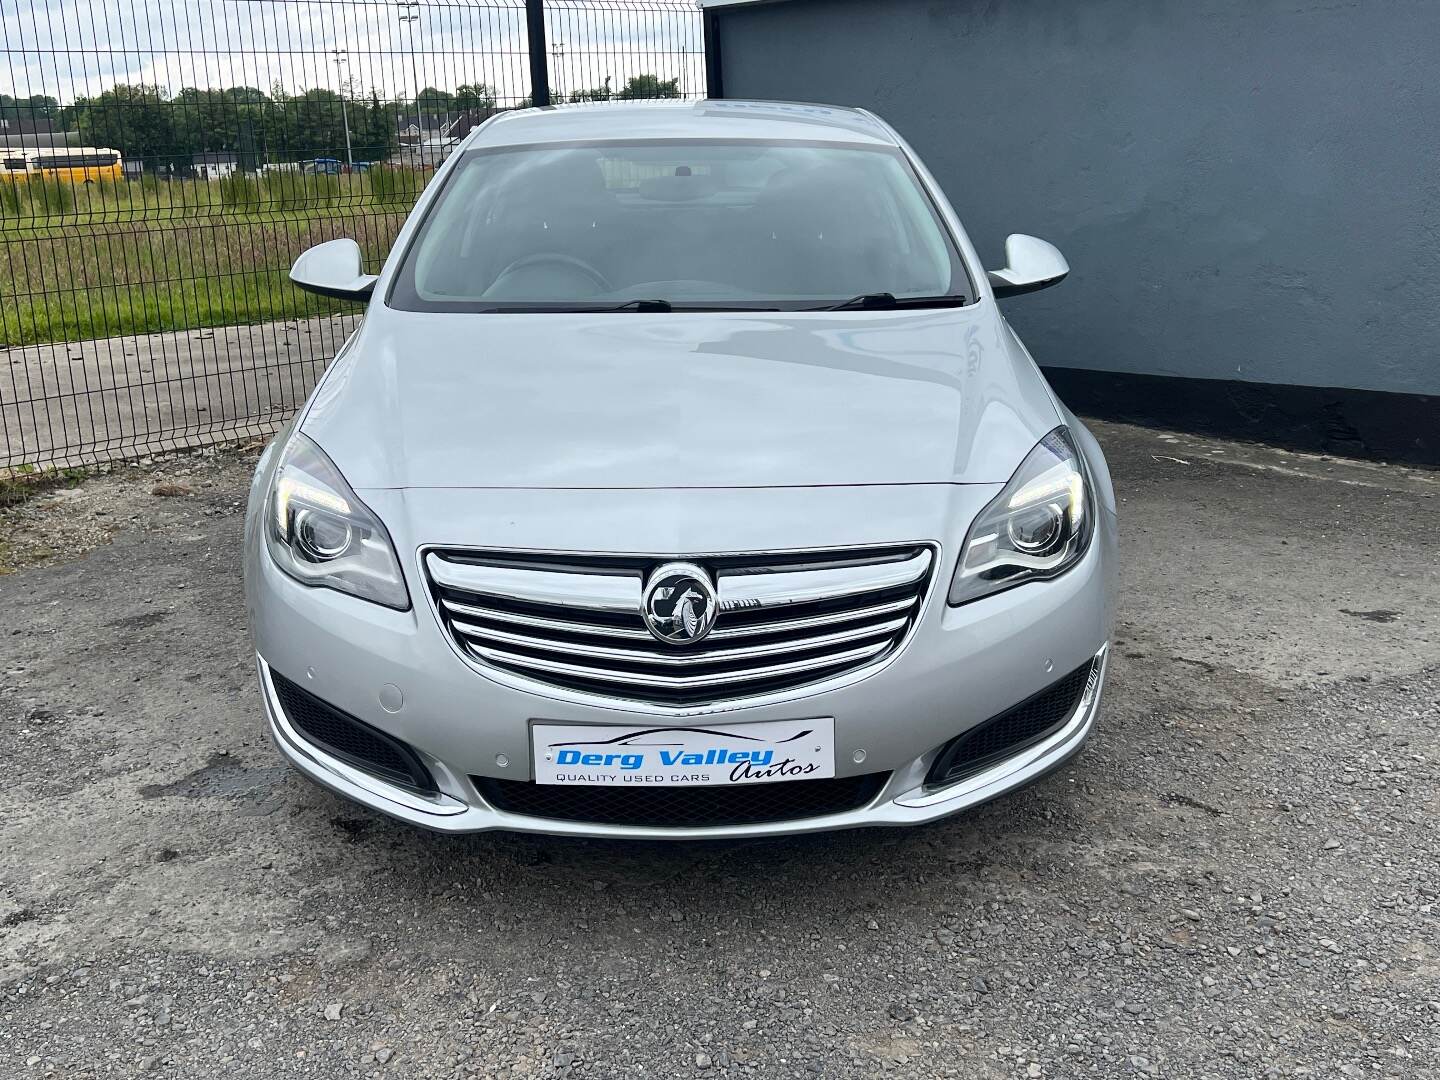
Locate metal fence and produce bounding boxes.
[0,0,704,472]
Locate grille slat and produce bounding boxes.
[451,614,909,666]
[718,550,932,609]
[707,596,916,640]
[441,598,654,640]
[469,639,891,690]
[425,545,935,706]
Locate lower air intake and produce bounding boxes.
[925,659,1097,788]
[271,670,434,792]
[474,772,889,828]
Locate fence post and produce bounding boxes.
[525,0,551,106]
[703,9,724,99]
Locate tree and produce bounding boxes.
[569,77,612,103]
[454,83,496,112]
[0,94,60,121]
[64,84,180,170]
[291,88,351,161]
[617,74,681,100]
[357,90,398,163]
[414,86,453,121]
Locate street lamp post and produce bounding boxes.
[332,49,354,168]
[396,1,423,156]
[551,41,565,102]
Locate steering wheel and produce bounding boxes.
[487,252,612,298]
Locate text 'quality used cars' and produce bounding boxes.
[244,99,1116,838]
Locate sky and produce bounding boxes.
[0,0,706,106]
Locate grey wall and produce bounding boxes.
[713,0,1440,395]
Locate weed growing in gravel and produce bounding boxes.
[0,464,88,507]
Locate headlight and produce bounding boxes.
[948,426,1094,606]
[265,433,410,610]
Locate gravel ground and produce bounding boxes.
[1,422,1438,1079]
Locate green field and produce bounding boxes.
[0,170,426,347]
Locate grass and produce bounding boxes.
[262,171,342,211]
[0,170,430,346]
[218,173,262,210]
[367,165,427,208]
[1,169,429,226]
[0,177,22,217]
[27,176,76,215]
[0,214,406,345]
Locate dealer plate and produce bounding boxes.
[532,718,836,787]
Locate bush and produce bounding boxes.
[367,165,423,208]
[28,176,74,215]
[219,173,261,210]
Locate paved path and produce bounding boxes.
[1,314,360,471]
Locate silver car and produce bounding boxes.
[244,100,1116,838]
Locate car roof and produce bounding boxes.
[471,99,899,149]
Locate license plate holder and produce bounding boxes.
[531,718,836,787]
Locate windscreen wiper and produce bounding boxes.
[817,292,970,311]
[591,299,784,312]
[603,298,673,312]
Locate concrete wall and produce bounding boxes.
[711,0,1440,396]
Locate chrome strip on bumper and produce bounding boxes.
[258,643,1108,838]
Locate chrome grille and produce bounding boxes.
[424,545,935,707]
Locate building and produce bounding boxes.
[0,117,77,149]
[396,113,450,146]
[192,151,239,180]
[701,0,1440,464]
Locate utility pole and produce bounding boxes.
[332,49,353,168]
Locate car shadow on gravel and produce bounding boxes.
[281,755,1099,917]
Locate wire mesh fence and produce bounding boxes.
[0,0,705,472]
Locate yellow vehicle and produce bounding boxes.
[0,146,124,182]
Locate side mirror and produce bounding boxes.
[987,234,1069,299]
[289,238,378,302]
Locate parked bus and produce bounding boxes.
[0,146,124,182]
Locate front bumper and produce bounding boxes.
[259,645,1108,838]
[247,481,1116,838]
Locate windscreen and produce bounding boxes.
[388,139,969,311]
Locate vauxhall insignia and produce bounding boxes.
[641,562,719,644]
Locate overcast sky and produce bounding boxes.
[1,0,705,105]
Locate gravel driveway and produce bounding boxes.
[2,423,1438,1079]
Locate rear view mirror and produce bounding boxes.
[988,234,1069,298]
[289,238,378,302]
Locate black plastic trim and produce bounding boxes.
[1044,367,1440,467]
[474,771,889,828]
[271,670,435,792]
[290,277,375,304]
[926,660,1095,788]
